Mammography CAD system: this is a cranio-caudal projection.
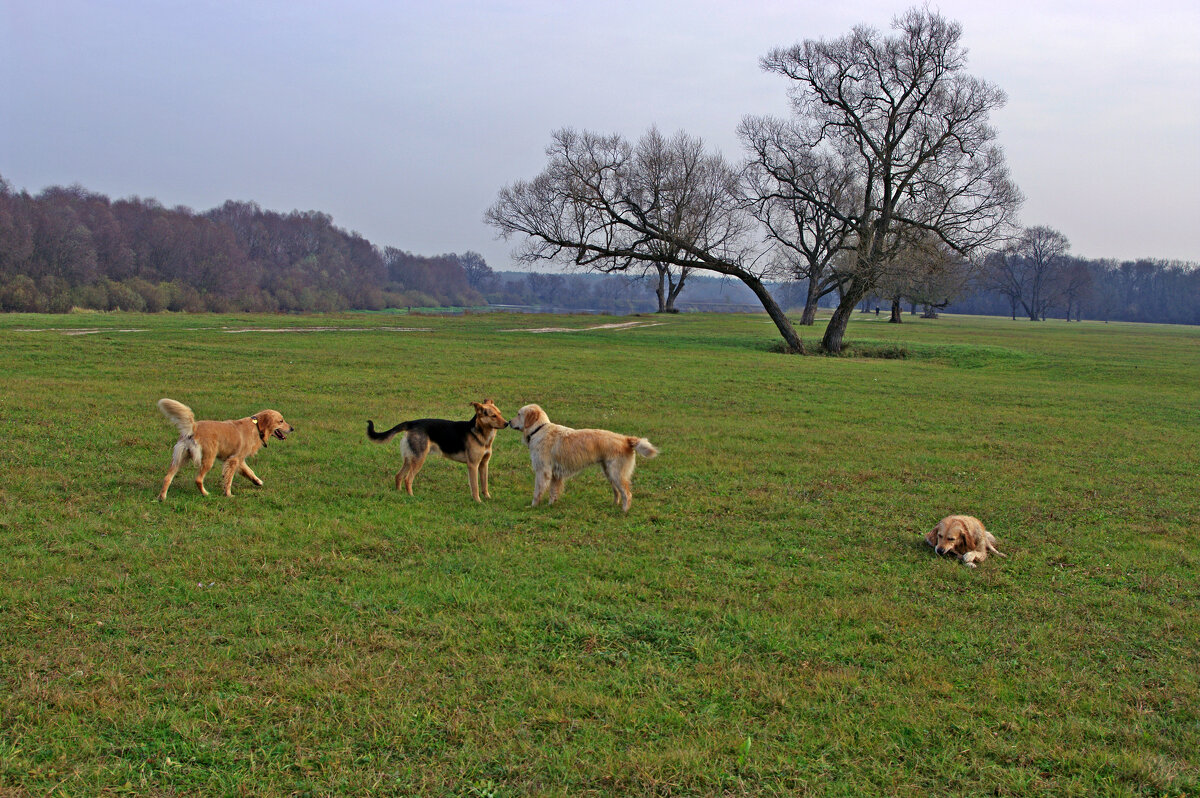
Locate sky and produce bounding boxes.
[2,0,1198,268]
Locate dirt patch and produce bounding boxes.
[502,321,666,333]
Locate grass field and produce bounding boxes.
[1,310,1197,796]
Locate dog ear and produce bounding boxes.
[924,525,939,548]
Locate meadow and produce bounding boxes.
[0,309,1197,796]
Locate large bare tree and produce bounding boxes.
[750,7,1021,352]
[486,127,806,351]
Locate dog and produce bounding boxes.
[508,403,658,512]
[366,400,507,502]
[157,398,294,500]
[925,514,1005,567]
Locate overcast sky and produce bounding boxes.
[2,1,1198,268]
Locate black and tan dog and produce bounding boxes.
[366,400,507,502]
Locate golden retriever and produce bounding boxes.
[157,398,294,500]
[925,514,1005,567]
[508,403,658,511]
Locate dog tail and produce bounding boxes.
[630,437,659,459]
[367,419,410,443]
[157,398,196,438]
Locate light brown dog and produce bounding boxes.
[157,398,294,500]
[925,514,1005,567]
[508,403,658,512]
[366,400,508,502]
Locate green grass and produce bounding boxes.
[1,310,1197,796]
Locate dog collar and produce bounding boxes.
[524,422,546,442]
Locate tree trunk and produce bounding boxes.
[664,269,686,312]
[800,277,821,325]
[739,272,804,353]
[654,268,667,312]
[888,297,903,323]
[822,278,870,353]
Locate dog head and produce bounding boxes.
[251,410,295,446]
[930,515,981,556]
[471,399,508,430]
[508,403,546,433]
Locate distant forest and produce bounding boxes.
[1,176,1197,324]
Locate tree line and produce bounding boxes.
[0,176,484,313]
[2,172,1195,325]
[846,224,1200,326]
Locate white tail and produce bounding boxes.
[157,398,196,438]
[635,438,659,459]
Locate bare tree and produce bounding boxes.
[873,235,968,321]
[753,7,1021,352]
[457,250,496,292]
[1052,256,1093,321]
[639,261,690,313]
[486,127,806,351]
[984,225,1071,320]
[741,125,856,324]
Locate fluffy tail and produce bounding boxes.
[157,398,196,438]
[366,419,410,443]
[629,437,659,459]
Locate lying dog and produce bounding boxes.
[925,514,1005,567]
[366,400,507,502]
[157,398,294,500]
[508,403,658,512]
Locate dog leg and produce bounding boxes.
[195,450,217,496]
[397,456,420,495]
[547,476,565,504]
[480,452,492,499]
[601,461,621,506]
[221,459,240,497]
[608,459,634,512]
[532,471,551,507]
[405,451,428,495]
[618,479,633,512]
[467,462,482,502]
[158,441,188,500]
[239,462,264,487]
[397,436,428,496]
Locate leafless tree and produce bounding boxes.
[984,225,1071,320]
[1052,256,1093,321]
[486,127,805,351]
[874,235,970,321]
[741,123,856,324]
[753,7,1022,352]
[641,262,690,313]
